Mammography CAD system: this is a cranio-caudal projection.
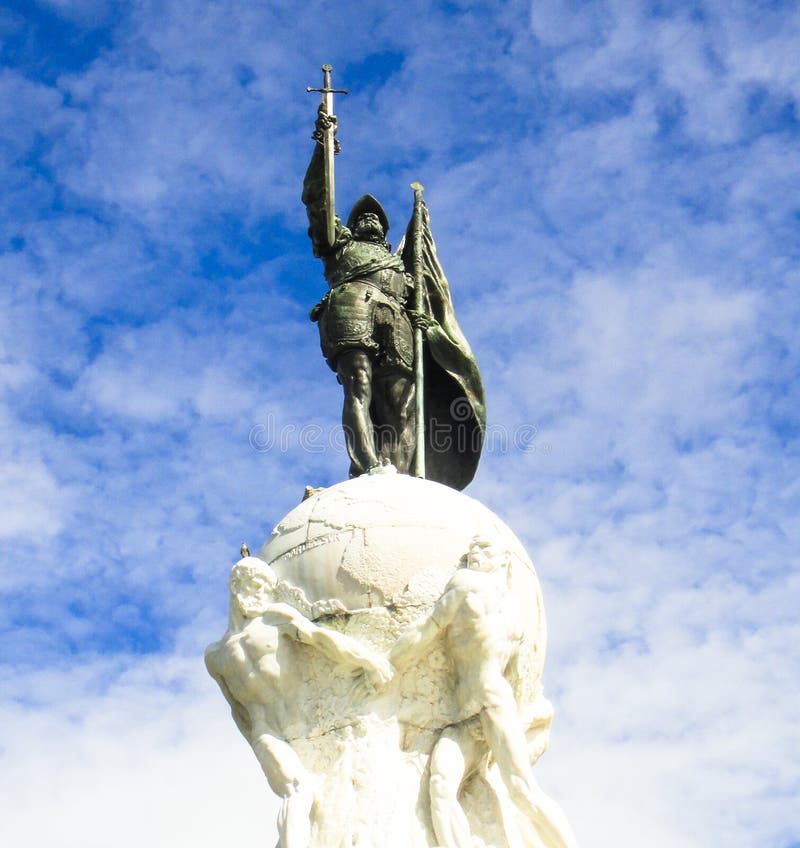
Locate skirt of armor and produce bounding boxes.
[318,281,414,374]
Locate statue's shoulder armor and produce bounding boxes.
[337,239,385,269]
[323,240,403,288]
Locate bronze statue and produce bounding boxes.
[303,66,485,490]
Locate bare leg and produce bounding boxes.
[336,349,379,474]
[429,724,481,848]
[252,732,314,848]
[479,705,578,848]
[372,371,415,472]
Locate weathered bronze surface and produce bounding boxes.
[303,65,485,490]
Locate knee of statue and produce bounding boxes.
[353,363,371,392]
[345,361,371,396]
[339,352,372,394]
[396,404,410,428]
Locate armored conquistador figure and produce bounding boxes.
[303,66,485,490]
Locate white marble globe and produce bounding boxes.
[260,469,542,618]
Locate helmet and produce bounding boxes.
[347,194,390,234]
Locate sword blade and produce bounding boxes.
[323,125,336,247]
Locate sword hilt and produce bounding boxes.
[305,86,349,95]
[306,64,349,108]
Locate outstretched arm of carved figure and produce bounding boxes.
[269,602,392,690]
[389,615,440,670]
[391,584,461,670]
[261,601,307,628]
[298,619,393,690]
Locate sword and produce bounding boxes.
[307,64,348,248]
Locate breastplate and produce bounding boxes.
[325,239,408,299]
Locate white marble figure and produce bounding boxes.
[390,536,579,848]
[205,557,393,848]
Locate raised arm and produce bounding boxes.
[271,603,392,689]
[302,111,348,258]
[390,585,460,670]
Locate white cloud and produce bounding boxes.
[0,656,276,847]
[0,456,66,539]
[532,0,800,147]
[530,0,611,48]
[544,569,800,847]
[38,0,118,26]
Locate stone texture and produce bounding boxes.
[206,471,576,847]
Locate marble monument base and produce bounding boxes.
[206,471,577,848]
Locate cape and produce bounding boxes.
[399,199,486,490]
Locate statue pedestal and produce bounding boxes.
[206,472,576,847]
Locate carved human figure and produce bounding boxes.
[390,537,578,848]
[205,557,393,848]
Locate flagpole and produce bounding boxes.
[410,182,426,479]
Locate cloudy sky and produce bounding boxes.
[1,0,798,845]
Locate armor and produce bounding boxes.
[304,148,415,374]
[315,280,414,374]
[303,138,486,489]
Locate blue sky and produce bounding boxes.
[1,0,798,845]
